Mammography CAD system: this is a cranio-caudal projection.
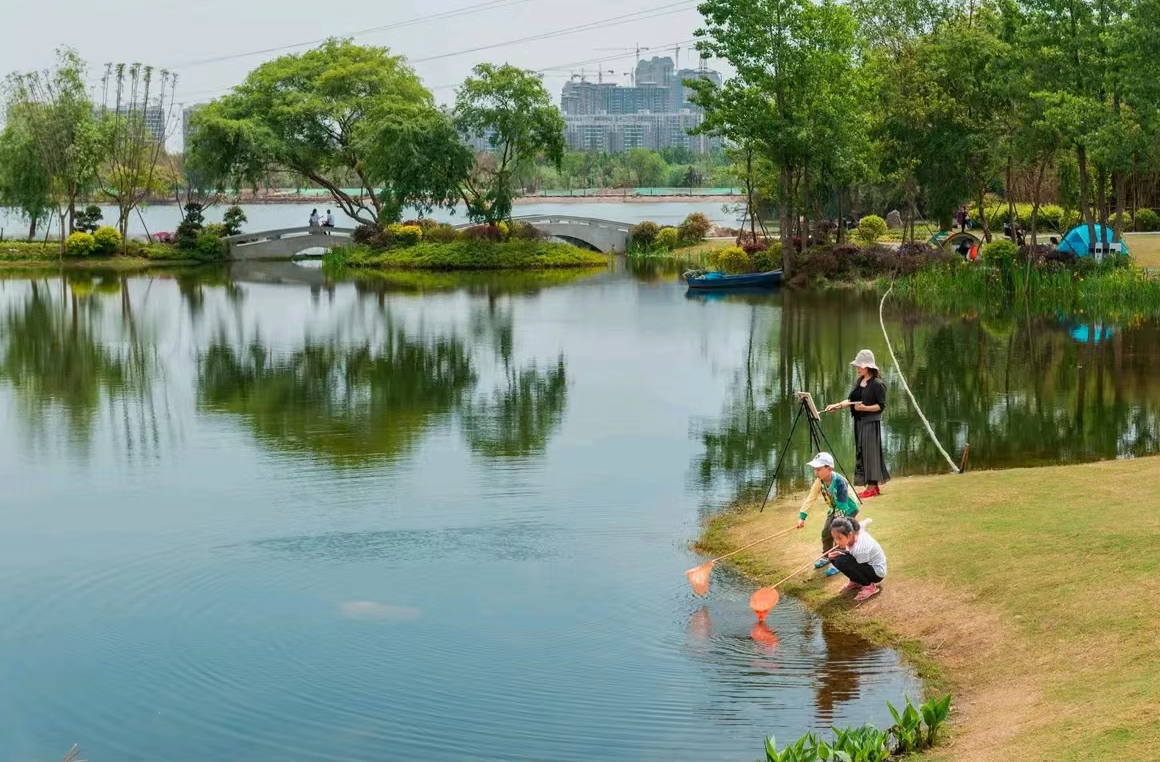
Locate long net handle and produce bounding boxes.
[771,557,820,589]
[707,526,797,565]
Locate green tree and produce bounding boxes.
[95,63,177,238]
[692,0,861,273]
[623,147,667,187]
[3,48,104,248]
[0,123,52,239]
[454,63,566,224]
[187,40,456,227]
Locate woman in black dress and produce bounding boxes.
[824,349,889,498]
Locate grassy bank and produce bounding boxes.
[0,240,204,268]
[699,457,1160,762]
[325,240,609,270]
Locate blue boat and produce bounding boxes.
[684,269,783,289]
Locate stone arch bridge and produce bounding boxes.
[224,215,632,260]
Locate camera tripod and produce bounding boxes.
[758,392,861,512]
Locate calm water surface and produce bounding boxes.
[2,262,1157,761]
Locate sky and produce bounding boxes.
[1,0,723,119]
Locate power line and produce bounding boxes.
[410,1,699,64]
[171,2,702,103]
[166,0,539,69]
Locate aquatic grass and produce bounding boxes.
[892,261,1160,320]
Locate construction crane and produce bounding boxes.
[595,45,650,85]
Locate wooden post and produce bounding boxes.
[960,444,971,473]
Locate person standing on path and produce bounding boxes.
[797,452,860,578]
[955,205,968,233]
[825,516,887,602]
[825,349,890,498]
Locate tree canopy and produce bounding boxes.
[188,39,469,226]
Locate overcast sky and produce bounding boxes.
[1,0,722,112]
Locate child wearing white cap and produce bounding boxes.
[796,452,860,576]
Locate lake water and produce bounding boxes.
[2,261,1157,761]
[0,200,736,240]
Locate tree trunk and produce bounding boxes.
[1077,144,1097,252]
[836,189,843,244]
[27,215,37,241]
[1097,167,1109,245]
[1113,170,1126,242]
[1006,156,1015,238]
[780,166,794,278]
[976,187,992,243]
[802,159,811,250]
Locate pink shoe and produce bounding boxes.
[839,581,861,594]
[854,583,880,602]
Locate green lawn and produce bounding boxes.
[1125,233,1160,268]
[699,456,1160,762]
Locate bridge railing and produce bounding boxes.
[451,215,632,232]
[226,226,356,245]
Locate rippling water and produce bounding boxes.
[3,262,1155,761]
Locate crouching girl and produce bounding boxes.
[825,516,887,602]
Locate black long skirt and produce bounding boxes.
[854,417,890,486]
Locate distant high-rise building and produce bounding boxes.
[95,103,168,143]
[557,58,724,155]
[634,56,676,88]
[562,113,720,155]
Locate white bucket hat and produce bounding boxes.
[850,349,878,370]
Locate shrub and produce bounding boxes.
[194,232,225,261]
[1135,208,1160,232]
[710,246,753,274]
[74,205,103,234]
[678,212,712,243]
[630,220,660,249]
[858,215,888,244]
[387,223,424,246]
[66,231,96,257]
[459,224,504,242]
[352,224,379,245]
[656,226,680,250]
[176,203,205,249]
[402,218,441,232]
[222,205,247,236]
[425,223,460,243]
[496,221,510,239]
[752,241,782,272]
[981,238,1018,269]
[509,221,545,241]
[203,222,228,238]
[92,226,121,255]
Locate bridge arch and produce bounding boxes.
[226,215,632,260]
[225,227,355,260]
[455,215,631,253]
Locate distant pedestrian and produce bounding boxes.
[323,210,335,228]
[309,209,320,227]
[797,452,860,578]
[825,516,887,602]
[955,205,968,233]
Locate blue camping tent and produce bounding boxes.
[1057,224,1131,257]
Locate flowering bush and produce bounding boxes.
[92,226,122,255]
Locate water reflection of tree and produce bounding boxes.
[697,291,1160,501]
[198,333,477,468]
[462,358,567,458]
[198,310,571,467]
[0,276,157,448]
